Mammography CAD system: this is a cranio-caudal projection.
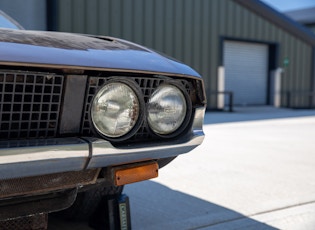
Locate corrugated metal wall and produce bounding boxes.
[55,0,313,109]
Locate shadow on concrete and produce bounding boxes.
[204,106,315,125]
[125,181,277,230]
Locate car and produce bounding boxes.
[0,10,206,228]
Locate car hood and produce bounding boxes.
[0,29,201,78]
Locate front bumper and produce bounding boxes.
[0,107,205,180]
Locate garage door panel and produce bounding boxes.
[224,41,268,106]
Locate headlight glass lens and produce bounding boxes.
[91,82,140,138]
[147,85,187,135]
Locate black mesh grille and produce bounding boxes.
[0,169,98,199]
[0,70,64,140]
[81,76,192,140]
[0,214,47,230]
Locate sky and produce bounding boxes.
[261,0,315,12]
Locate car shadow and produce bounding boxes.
[125,181,277,230]
[204,106,315,125]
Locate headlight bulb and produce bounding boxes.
[91,82,140,138]
[147,84,187,135]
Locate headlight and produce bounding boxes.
[91,81,141,139]
[147,84,191,136]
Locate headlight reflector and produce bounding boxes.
[147,84,187,135]
[91,82,140,138]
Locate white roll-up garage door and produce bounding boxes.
[224,41,268,106]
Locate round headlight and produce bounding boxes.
[91,82,140,139]
[147,84,189,136]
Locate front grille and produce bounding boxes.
[0,70,194,142]
[81,76,193,140]
[0,169,99,199]
[0,214,47,230]
[0,70,64,140]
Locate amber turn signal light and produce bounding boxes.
[113,162,158,186]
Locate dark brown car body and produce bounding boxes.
[0,20,206,221]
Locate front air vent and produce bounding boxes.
[0,70,64,139]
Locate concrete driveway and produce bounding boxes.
[125,106,315,230]
[50,106,315,229]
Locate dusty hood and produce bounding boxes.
[0,29,201,77]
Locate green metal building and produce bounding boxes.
[5,0,315,110]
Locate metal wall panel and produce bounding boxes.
[55,0,314,109]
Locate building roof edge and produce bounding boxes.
[233,0,315,46]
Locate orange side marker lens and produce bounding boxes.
[114,162,158,186]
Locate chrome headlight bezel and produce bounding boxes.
[147,82,192,139]
[90,79,145,142]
